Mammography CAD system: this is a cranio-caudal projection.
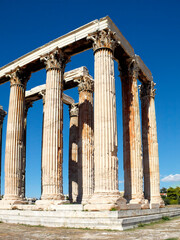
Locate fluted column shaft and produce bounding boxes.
[21,102,32,199]
[140,82,164,207]
[120,60,144,204]
[94,47,118,193]
[41,50,69,200]
[40,91,46,196]
[69,104,79,203]
[85,30,126,210]
[4,69,30,201]
[78,79,94,204]
[0,107,7,196]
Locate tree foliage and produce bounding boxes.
[161,186,180,205]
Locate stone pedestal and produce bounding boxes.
[140,82,164,208]
[0,106,7,197]
[78,78,94,204]
[120,59,148,208]
[3,69,30,202]
[69,104,79,203]
[41,49,69,201]
[85,30,126,210]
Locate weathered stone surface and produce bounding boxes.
[0,18,163,213]
[78,77,94,204]
[85,30,126,210]
[21,103,32,199]
[120,58,148,208]
[140,82,164,208]
[69,104,79,203]
[0,17,152,85]
[0,106,7,197]
[41,50,69,201]
[0,206,179,231]
[3,68,30,201]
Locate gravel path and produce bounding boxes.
[0,217,179,240]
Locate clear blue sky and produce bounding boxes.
[0,0,179,198]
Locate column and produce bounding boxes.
[3,68,30,202]
[140,82,164,208]
[78,77,94,204]
[40,49,70,201]
[69,103,79,203]
[0,106,7,197]
[120,59,148,208]
[85,30,126,210]
[21,102,33,199]
[39,90,46,197]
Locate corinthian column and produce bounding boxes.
[40,49,70,202]
[0,106,7,197]
[119,59,148,208]
[21,102,32,199]
[140,82,164,208]
[78,77,94,204]
[39,90,46,197]
[85,30,126,210]
[3,68,30,202]
[69,104,79,203]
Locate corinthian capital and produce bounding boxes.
[119,57,139,79]
[41,48,70,72]
[140,81,156,99]
[69,103,79,117]
[6,67,31,87]
[0,106,7,124]
[78,76,94,93]
[38,90,46,105]
[87,30,116,53]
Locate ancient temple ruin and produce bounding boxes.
[0,16,164,211]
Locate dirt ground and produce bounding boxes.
[0,217,179,240]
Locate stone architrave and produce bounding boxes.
[21,102,33,199]
[40,49,70,202]
[0,106,7,197]
[140,82,164,208]
[3,68,30,202]
[120,59,148,208]
[85,30,126,210]
[69,103,79,203]
[78,77,94,204]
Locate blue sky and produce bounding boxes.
[0,0,179,197]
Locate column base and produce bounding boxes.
[81,195,93,205]
[40,193,64,201]
[128,198,149,209]
[84,192,127,211]
[36,199,69,207]
[0,199,28,209]
[150,197,165,209]
[2,194,26,203]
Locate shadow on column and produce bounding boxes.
[77,99,94,204]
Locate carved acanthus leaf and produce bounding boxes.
[0,107,7,124]
[87,30,117,52]
[6,67,31,87]
[69,103,79,117]
[119,57,139,80]
[41,48,70,71]
[38,90,46,105]
[78,76,94,93]
[140,81,156,99]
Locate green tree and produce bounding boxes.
[165,186,180,205]
[160,187,167,193]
